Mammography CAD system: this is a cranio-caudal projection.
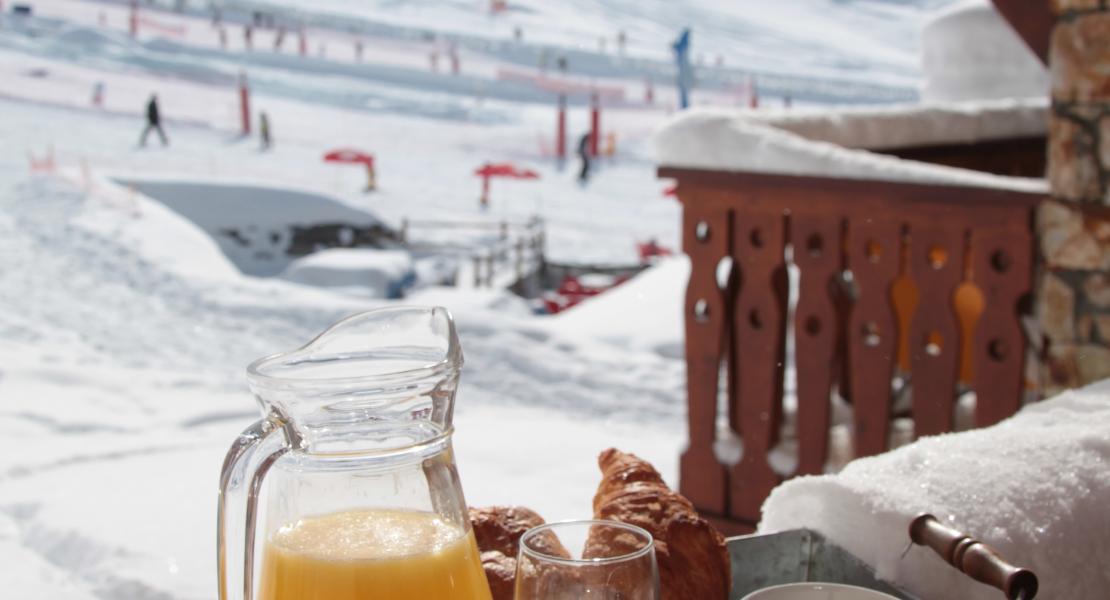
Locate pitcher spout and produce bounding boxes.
[245,306,463,453]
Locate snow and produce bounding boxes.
[0,172,685,598]
[920,0,1048,103]
[652,0,1050,190]
[0,1,1031,598]
[547,256,688,359]
[224,0,933,90]
[120,176,392,277]
[280,248,413,298]
[759,382,1110,600]
[747,97,1047,151]
[653,108,1047,192]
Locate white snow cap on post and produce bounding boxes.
[921,0,1048,102]
[759,382,1110,600]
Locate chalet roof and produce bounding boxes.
[653,103,1047,193]
[745,97,1046,151]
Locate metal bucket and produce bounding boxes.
[726,529,916,600]
[727,516,1037,600]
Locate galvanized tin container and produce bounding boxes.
[726,529,917,600]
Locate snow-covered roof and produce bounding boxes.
[653,104,1047,193]
[921,0,1047,102]
[745,97,1046,151]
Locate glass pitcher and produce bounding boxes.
[217,306,492,600]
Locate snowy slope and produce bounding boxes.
[0,1,970,598]
[0,96,684,598]
[0,164,685,598]
[231,0,942,87]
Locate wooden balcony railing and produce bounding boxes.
[660,167,1044,534]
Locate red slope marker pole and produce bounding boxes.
[239,73,251,136]
[556,93,566,161]
[589,92,600,157]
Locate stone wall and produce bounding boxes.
[1040,1,1110,394]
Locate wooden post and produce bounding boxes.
[791,213,841,475]
[971,228,1032,426]
[678,194,730,517]
[729,208,786,523]
[847,219,901,457]
[908,226,964,437]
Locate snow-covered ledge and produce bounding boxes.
[744,97,1047,151]
[653,106,1048,194]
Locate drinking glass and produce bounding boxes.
[514,520,659,600]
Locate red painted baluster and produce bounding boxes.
[791,214,841,475]
[909,226,965,437]
[847,220,901,457]
[679,198,731,515]
[729,209,785,523]
[971,227,1033,427]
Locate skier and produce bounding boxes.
[577,132,592,184]
[91,81,104,108]
[139,94,168,147]
[259,111,272,151]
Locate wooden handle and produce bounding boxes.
[909,514,1038,599]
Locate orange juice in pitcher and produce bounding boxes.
[218,308,491,600]
[259,509,490,600]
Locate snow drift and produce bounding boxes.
[760,382,1110,599]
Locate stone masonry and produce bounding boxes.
[1040,2,1110,394]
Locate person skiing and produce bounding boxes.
[259,111,272,151]
[577,132,592,183]
[139,93,168,147]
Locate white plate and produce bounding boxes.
[741,582,901,600]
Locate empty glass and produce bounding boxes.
[514,520,659,600]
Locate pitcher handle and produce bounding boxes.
[217,415,293,600]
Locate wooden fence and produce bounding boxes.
[660,167,1044,534]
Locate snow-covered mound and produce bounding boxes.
[280,247,415,298]
[921,0,1047,102]
[547,256,687,358]
[760,381,1110,599]
[120,177,396,277]
[653,108,1046,192]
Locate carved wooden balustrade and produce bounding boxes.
[659,167,1044,534]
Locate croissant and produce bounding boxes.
[469,506,569,600]
[477,549,516,600]
[587,448,730,600]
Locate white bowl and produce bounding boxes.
[741,582,901,600]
